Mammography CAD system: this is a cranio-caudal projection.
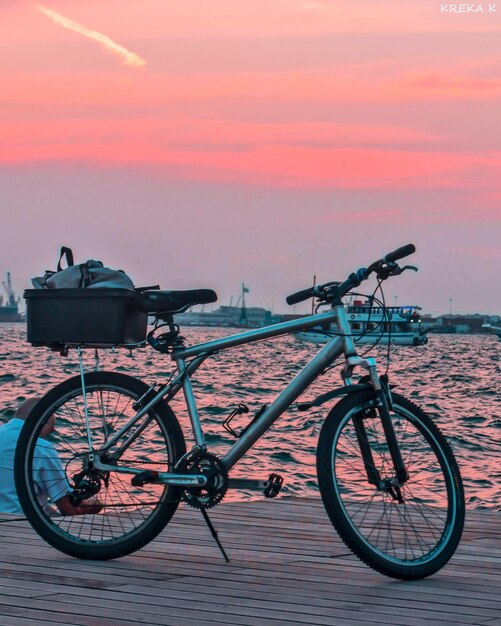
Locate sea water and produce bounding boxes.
[1,324,499,509]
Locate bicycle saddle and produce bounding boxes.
[140,289,217,313]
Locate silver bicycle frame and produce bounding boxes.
[94,303,367,480]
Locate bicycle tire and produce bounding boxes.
[15,371,186,560]
[317,390,465,579]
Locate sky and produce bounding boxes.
[0,0,500,315]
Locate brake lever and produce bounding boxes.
[402,265,418,272]
[386,264,418,278]
[376,262,419,280]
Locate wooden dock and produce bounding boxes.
[0,498,499,626]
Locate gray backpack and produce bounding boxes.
[32,247,135,290]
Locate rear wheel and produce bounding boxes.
[317,391,464,579]
[15,371,186,560]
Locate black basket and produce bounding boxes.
[25,288,147,349]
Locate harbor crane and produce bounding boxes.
[2,272,19,307]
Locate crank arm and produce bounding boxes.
[92,459,208,487]
[227,478,269,490]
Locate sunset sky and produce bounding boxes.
[1,0,500,314]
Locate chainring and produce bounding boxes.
[177,451,228,509]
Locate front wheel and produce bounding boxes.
[317,391,465,579]
[15,371,186,560]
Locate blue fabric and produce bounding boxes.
[0,418,69,514]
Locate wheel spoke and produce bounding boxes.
[322,393,464,577]
[17,373,184,558]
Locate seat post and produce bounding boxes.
[164,315,185,349]
[164,314,177,334]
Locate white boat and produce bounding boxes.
[482,323,501,339]
[295,300,428,346]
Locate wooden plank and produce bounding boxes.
[50,581,499,621]
[115,574,501,612]
[0,499,498,626]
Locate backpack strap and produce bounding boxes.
[57,246,74,271]
[79,263,92,287]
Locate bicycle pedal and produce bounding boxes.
[263,473,283,498]
[131,470,159,487]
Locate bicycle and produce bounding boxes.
[15,244,465,579]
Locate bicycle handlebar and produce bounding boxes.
[286,287,316,306]
[382,243,416,264]
[286,244,416,305]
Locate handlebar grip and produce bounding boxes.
[383,244,415,264]
[286,287,314,306]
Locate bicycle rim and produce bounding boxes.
[329,399,461,567]
[22,379,179,548]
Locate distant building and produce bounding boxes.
[281,314,306,322]
[174,305,280,328]
[421,315,439,331]
[437,315,489,334]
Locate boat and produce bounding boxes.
[295,300,428,346]
[0,272,22,323]
[481,323,501,340]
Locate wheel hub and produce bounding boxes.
[379,477,405,503]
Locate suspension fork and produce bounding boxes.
[352,409,381,486]
[343,355,408,486]
[370,368,409,485]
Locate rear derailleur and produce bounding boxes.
[69,467,109,506]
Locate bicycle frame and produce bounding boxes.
[93,303,397,486]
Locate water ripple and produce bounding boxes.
[0,325,499,509]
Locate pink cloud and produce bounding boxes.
[400,71,501,99]
[0,117,441,150]
[2,113,499,199]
